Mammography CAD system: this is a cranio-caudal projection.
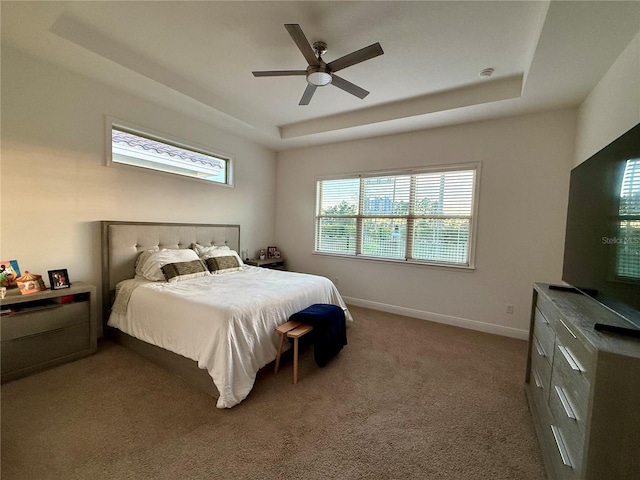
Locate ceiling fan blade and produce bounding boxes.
[299,84,317,105]
[285,24,320,67]
[252,70,307,77]
[327,42,384,73]
[330,74,369,99]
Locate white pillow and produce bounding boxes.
[134,248,160,277]
[137,248,202,281]
[191,243,230,258]
[200,248,244,266]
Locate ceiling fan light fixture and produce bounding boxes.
[307,65,332,86]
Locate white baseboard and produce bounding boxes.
[342,296,529,340]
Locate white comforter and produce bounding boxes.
[108,266,352,408]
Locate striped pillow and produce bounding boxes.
[161,260,208,283]
[205,255,240,274]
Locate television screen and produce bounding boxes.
[562,123,640,329]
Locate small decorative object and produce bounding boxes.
[273,250,281,259]
[0,287,6,299]
[48,269,71,290]
[60,295,75,304]
[16,271,47,295]
[267,246,278,258]
[259,249,266,260]
[0,259,21,289]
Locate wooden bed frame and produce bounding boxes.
[101,221,242,398]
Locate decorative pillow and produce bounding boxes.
[134,248,160,277]
[161,260,209,283]
[205,255,240,274]
[191,243,230,258]
[137,248,202,281]
[200,248,244,266]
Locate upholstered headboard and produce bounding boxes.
[101,221,240,324]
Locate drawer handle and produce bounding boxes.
[558,317,577,338]
[554,385,577,420]
[558,344,583,373]
[537,308,550,324]
[13,327,66,341]
[532,369,543,389]
[533,337,546,357]
[551,425,572,467]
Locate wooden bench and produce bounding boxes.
[274,320,314,384]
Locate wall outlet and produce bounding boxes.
[506,304,514,314]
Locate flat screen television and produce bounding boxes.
[562,122,640,330]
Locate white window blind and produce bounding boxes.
[316,178,359,255]
[315,165,479,268]
[617,158,640,279]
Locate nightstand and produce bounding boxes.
[245,258,286,270]
[1,282,97,383]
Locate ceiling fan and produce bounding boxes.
[252,24,384,106]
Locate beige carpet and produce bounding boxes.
[1,306,545,479]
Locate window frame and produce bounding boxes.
[313,163,481,270]
[105,117,234,187]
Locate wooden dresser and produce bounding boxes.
[1,282,97,383]
[525,283,640,479]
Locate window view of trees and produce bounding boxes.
[315,168,477,267]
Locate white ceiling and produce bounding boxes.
[2,1,639,151]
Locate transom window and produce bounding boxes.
[108,123,232,185]
[315,164,479,268]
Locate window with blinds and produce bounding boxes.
[315,165,479,268]
[617,158,640,279]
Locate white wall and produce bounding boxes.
[574,31,640,166]
[0,47,277,327]
[276,110,577,338]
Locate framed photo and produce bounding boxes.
[0,259,21,289]
[48,269,71,290]
[267,246,278,258]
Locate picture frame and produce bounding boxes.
[48,269,71,290]
[0,259,21,289]
[267,246,278,258]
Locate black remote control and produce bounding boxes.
[594,323,640,338]
[548,285,580,293]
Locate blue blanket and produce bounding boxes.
[290,304,347,367]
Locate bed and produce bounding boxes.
[101,221,351,408]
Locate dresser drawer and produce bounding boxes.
[1,322,90,374]
[549,315,591,380]
[531,336,552,393]
[537,292,591,374]
[552,341,590,422]
[533,308,555,363]
[1,301,89,341]
[536,294,558,332]
[549,423,580,480]
[549,383,585,478]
